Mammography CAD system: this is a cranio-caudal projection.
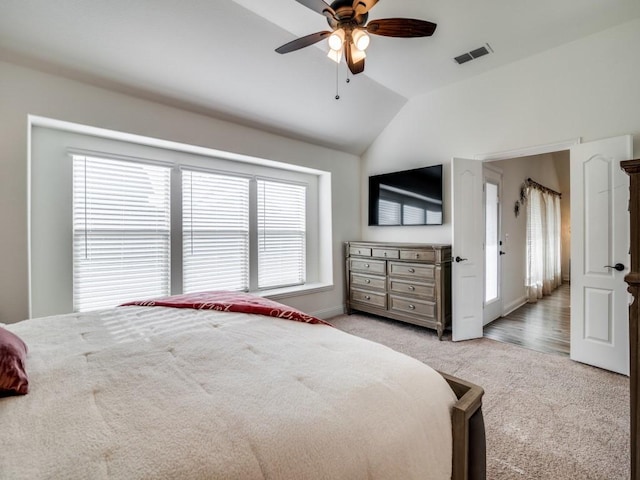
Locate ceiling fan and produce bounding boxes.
[275,0,437,75]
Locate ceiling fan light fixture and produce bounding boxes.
[350,42,366,63]
[352,29,370,51]
[327,47,343,63]
[274,0,438,76]
[328,28,345,51]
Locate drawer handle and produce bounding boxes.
[365,295,371,300]
[408,268,415,273]
[365,264,370,268]
[365,279,371,284]
[383,252,387,256]
[358,250,362,254]
[408,285,415,291]
[408,304,416,310]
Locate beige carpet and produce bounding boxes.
[329,313,630,480]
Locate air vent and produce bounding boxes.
[454,53,473,65]
[454,43,493,65]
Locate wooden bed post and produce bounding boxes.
[621,159,640,480]
[441,372,486,480]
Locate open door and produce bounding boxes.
[570,135,632,375]
[452,157,484,341]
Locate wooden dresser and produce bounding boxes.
[345,241,452,339]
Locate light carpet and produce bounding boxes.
[329,313,630,480]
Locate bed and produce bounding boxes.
[0,292,485,479]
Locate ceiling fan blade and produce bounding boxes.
[345,43,365,75]
[295,0,337,22]
[352,0,378,16]
[275,31,332,54]
[366,18,437,37]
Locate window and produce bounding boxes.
[72,155,171,311]
[30,124,330,318]
[72,157,309,311]
[525,186,562,302]
[182,170,250,293]
[484,181,499,303]
[257,179,306,289]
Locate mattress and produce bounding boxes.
[0,305,456,479]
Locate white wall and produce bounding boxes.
[361,19,640,245]
[0,60,360,323]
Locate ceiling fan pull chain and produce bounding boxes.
[335,61,340,100]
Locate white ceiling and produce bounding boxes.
[1,0,640,155]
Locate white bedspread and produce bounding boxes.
[0,306,456,479]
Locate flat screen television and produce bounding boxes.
[368,164,443,226]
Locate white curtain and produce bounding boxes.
[525,186,562,302]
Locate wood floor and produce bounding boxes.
[483,283,570,356]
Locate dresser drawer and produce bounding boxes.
[351,273,386,291]
[371,248,399,259]
[388,262,435,281]
[351,289,387,308]
[349,258,386,275]
[388,279,436,300]
[389,296,436,319]
[399,249,436,262]
[349,246,372,257]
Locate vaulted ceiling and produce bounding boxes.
[1,0,639,155]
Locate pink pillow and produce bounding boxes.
[0,326,29,396]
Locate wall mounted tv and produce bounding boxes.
[368,164,443,226]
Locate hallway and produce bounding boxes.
[483,283,570,356]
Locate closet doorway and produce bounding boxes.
[482,151,571,356]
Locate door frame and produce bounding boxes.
[474,138,581,163]
[452,138,580,340]
[452,135,633,373]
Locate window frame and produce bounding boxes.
[29,120,332,318]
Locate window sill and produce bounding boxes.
[255,282,334,301]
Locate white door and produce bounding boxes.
[483,167,503,325]
[570,135,632,375]
[452,158,484,341]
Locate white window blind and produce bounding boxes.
[182,169,250,293]
[257,179,306,289]
[72,155,171,312]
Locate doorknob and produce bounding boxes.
[499,251,506,256]
[454,256,468,263]
[604,263,625,272]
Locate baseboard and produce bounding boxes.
[311,304,346,320]
[502,296,527,317]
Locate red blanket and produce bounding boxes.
[120,291,331,326]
